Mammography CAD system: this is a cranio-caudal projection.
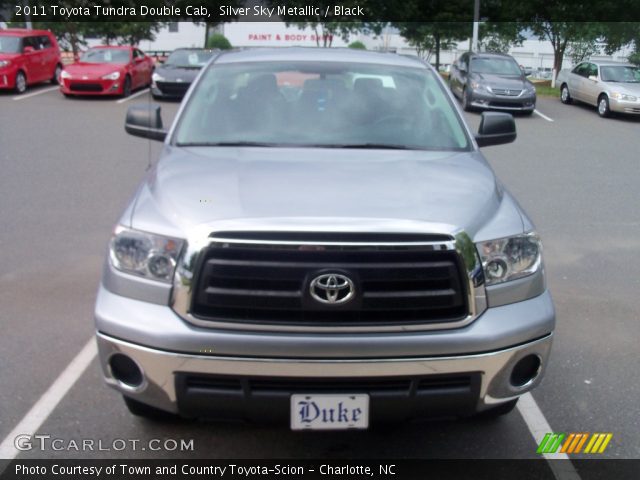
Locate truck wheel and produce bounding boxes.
[477,399,518,419]
[123,395,177,420]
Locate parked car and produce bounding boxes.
[151,48,218,100]
[0,28,62,94]
[558,61,640,117]
[96,48,554,428]
[449,52,536,114]
[60,46,153,98]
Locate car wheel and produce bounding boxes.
[15,71,27,94]
[462,87,473,111]
[597,94,611,118]
[51,64,62,85]
[122,396,177,421]
[476,399,518,419]
[122,76,132,97]
[560,84,572,104]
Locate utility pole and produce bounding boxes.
[23,0,32,28]
[471,0,480,52]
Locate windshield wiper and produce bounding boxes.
[320,143,418,150]
[176,141,285,147]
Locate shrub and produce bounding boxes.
[207,33,232,50]
[348,41,366,50]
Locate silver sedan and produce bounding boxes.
[557,61,640,117]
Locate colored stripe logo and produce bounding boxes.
[537,433,613,454]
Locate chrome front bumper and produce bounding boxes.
[96,332,553,416]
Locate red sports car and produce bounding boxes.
[60,46,153,97]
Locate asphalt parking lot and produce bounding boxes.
[0,84,638,464]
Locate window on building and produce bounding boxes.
[168,22,179,33]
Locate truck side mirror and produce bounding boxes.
[125,104,167,142]
[475,112,516,147]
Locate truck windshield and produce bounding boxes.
[175,61,470,151]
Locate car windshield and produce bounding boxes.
[175,61,470,151]
[0,36,21,54]
[165,50,214,68]
[471,57,522,76]
[80,49,130,64]
[600,66,640,83]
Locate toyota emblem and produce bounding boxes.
[309,273,355,305]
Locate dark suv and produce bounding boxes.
[449,52,536,114]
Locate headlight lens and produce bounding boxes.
[611,92,637,101]
[151,72,164,82]
[476,232,542,285]
[525,83,536,93]
[469,80,484,91]
[0,60,10,68]
[60,70,72,79]
[101,71,121,80]
[109,227,184,283]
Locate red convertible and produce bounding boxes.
[60,46,153,97]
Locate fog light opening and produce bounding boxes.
[510,354,542,387]
[109,353,144,388]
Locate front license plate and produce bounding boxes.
[290,394,369,430]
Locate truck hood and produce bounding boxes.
[130,147,507,238]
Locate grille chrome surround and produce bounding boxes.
[490,88,523,97]
[172,232,487,333]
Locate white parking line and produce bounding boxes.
[533,109,554,122]
[517,392,581,480]
[12,86,59,101]
[116,88,150,104]
[0,338,97,461]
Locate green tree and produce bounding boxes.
[206,33,232,50]
[398,22,469,70]
[479,22,525,54]
[385,0,476,71]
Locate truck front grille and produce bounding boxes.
[189,233,468,327]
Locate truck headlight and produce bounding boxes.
[476,232,542,285]
[101,71,121,80]
[0,60,10,68]
[109,226,184,283]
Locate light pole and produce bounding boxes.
[471,0,480,52]
[23,0,32,28]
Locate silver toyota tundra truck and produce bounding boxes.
[95,48,554,429]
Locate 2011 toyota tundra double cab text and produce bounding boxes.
[95,48,554,429]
